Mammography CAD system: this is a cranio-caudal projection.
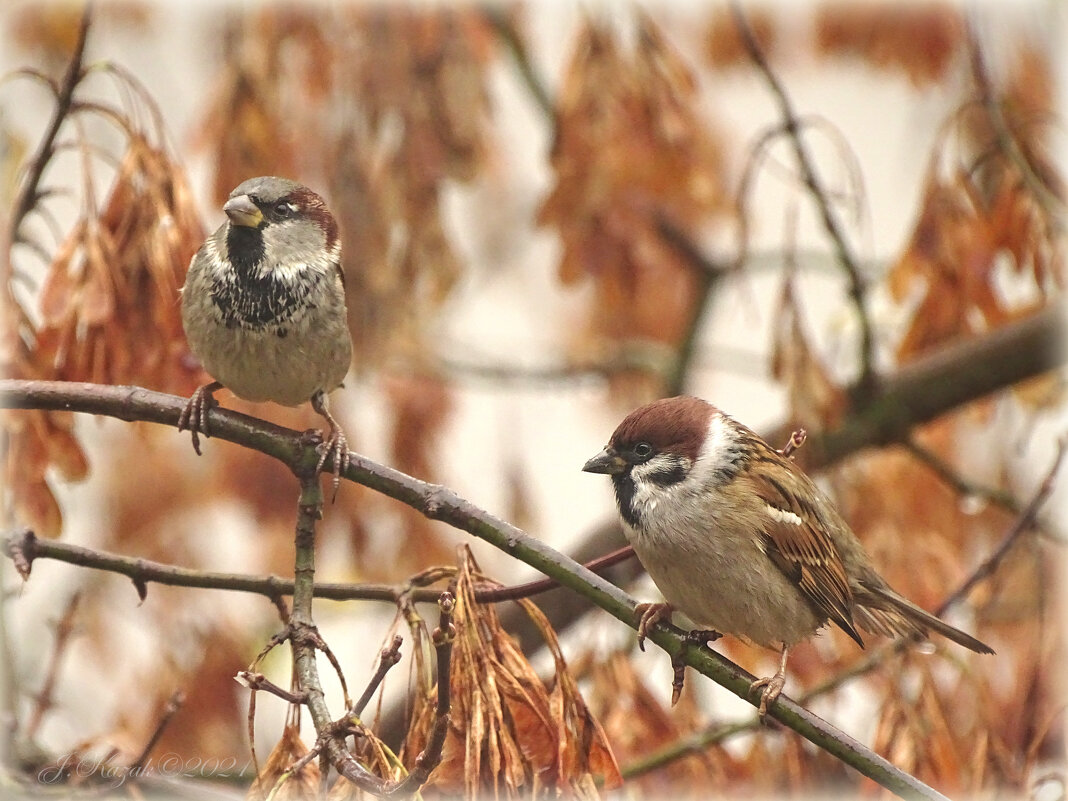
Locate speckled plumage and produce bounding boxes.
[181,177,350,406]
[179,177,353,493]
[584,396,993,714]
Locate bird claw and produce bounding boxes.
[635,602,673,652]
[749,673,786,719]
[315,426,350,502]
[310,390,349,503]
[178,382,221,456]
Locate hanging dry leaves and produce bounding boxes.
[703,6,777,70]
[34,131,203,391]
[327,6,492,362]
[401,545,621,798]
[814,1,964,88]
[889,164,1062,362]
[538,12,732,391]
[3,61,201,535]
[247,725,321,801]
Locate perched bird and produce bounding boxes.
[583,396,993,716]
[179,176,352,493]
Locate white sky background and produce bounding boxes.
[2,0,1066,768]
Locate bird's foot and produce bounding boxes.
[749,645,790,720]
[635,602,673,652]
[311,391,349,502]
[749,674,785,720]
[178,381,222,456]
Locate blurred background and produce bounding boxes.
[1,1,1064,798]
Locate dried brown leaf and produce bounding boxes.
[247,725,320,801]
[401,547,619,797]
[538,13,732,386]
[703,7,777,70]
[814,2,964,88]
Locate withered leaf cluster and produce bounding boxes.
[538,12,732,384]
[401,546,621,798]
[889,42,1063,362]
[3,72,202,534]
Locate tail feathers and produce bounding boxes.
[857,585,995,655]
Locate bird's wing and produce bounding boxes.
[746,469,865,648]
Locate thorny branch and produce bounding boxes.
[1,381,970,800]
[729,1,877,395]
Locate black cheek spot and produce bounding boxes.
[277,328,288,338]
[648,460,687,487]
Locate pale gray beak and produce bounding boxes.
[223,194,263,228]
[582,447,627,475]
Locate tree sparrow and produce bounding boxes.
[179,176,352,492]
[583,396,993,716]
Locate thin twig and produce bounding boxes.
[352,637,404,718]
[481,7,553,119]
[1,528,635,606]
[936,436,1067,617]
[24,592,81,741]
[129,690,184,772]
[382,592,455,798]
[903,437,1021,515]
[729,1,876,394]
[655,215,734,396]
[236,671,308,706]
[6,7,91,260]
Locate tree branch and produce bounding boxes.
[1,528,635,607]
[3,379,952,799]
[5,7,91,262]
[771,303,1066,467]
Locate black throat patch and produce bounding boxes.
[612,473,641,528]
[212,228,313,329]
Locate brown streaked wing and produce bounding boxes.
[745,467,864,648]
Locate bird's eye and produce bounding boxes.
[632,442,654,461]
[273,201,296,218]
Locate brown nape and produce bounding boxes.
[610,396,713,462]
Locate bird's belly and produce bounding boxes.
[629,526,824,648]
[193,321,351,406]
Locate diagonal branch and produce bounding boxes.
[3,380,952,799]
[5,7,92,262]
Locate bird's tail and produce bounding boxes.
[858,584,995,655]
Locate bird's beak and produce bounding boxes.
[223,194,263,228]
[582,447,627,475]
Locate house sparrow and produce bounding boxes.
[583,396,993,716]
[179,176,352,493]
